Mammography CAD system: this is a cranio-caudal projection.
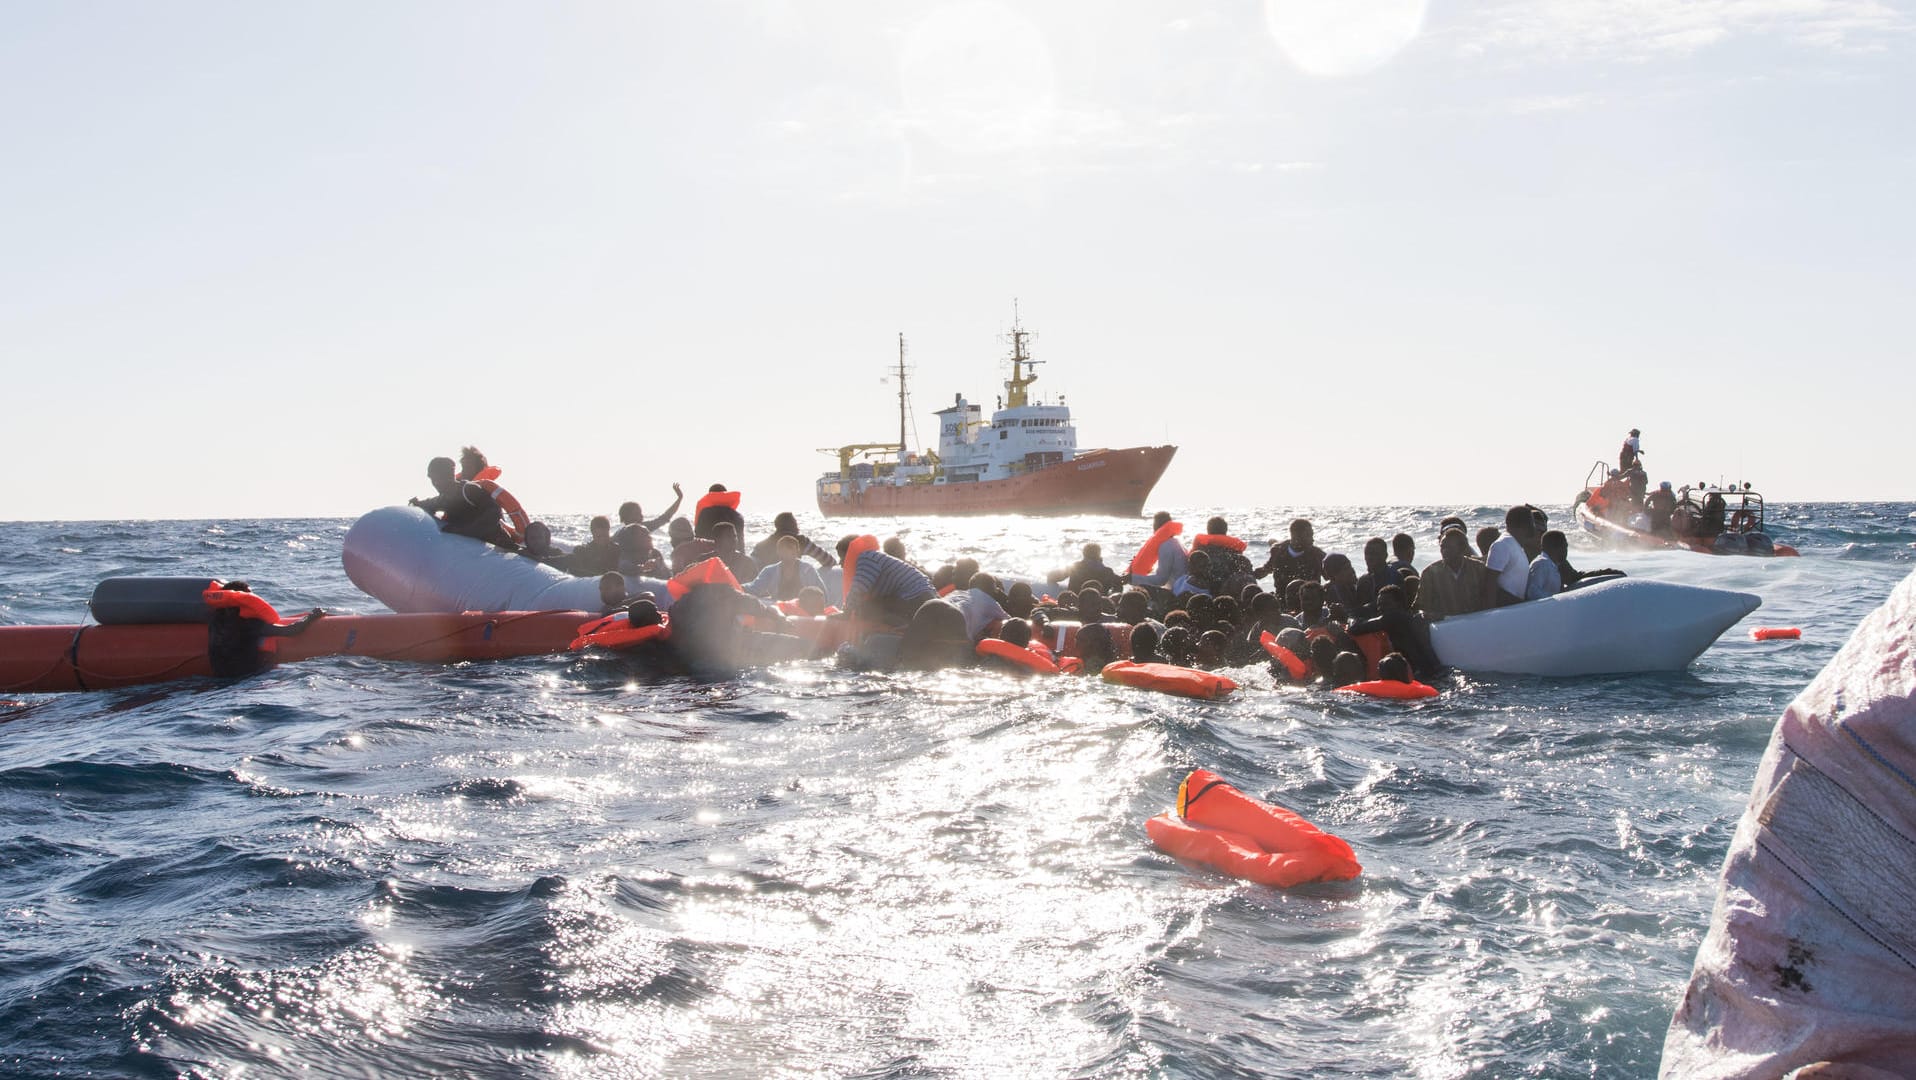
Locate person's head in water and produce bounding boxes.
[1364,537,1389,574]
[884,536,909,561]
[426,456,458,494]
[590,515,611,542]
[1475,527,1499,560]
[1206,516,1229,536]
[1158,625,1194,665]
[1283,578,1305,613]
[776,534,801,566]
[713,521,741,555]
[1377,652,1412,683]
[598,572,626,611]
[1275,627,1310,661]
[618,501,643,525]
[459,446,487,479]
[1309,636,1339,679]
[1195,630,1227,668]
[1004,581,1035,618]
[1076,623,1117,671]
[998,617,1032,649]
[898,598,971,670]
[1186,548,1211,583]
[1114,589,1149,626]
[624,597,662,627]
[1440,528,1473,570]
[1331,651,1365,687]
[524,521,554,556]
[1541,529,1569,563]
[1129,622,1161,662]
[774,511,799,536]
[967,572,1001,598]
[669,518,694,545]
[667,583,753,676]
[1392,532,1415,564]
[929,565,956,592]
[796,586,828,615]
[1290,518,1314,549]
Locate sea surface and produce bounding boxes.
[3,504,1913,1079]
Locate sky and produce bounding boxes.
[3,0,1912,521]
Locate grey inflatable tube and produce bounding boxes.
[343,506,673,614]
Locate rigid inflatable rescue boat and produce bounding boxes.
[1427,576,1760,677]
[1146,768,1361,888]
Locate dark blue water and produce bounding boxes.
[3,504,1911,1078]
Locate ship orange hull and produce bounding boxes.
[818,445,1176,518]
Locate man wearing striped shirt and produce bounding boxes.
[837,537,938,628]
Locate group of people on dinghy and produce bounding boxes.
[404,447,1633,690]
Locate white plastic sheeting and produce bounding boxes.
[1662,568,1916,1078]
[1429,576,1761,677]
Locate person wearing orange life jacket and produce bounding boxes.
[455,447,529,546]
[1189,516,1255,594]
[411,456,513,548]
[202,581,323,678]
[1129,510,1190,592]
[693,484,744,541]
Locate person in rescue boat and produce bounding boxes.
[750,512,837,570]
[693,484,745,541]
[1048,543,1124,593]
[745,535,826,602]
[410,456,512,547]
[1256,518,1325,591]
[1485,506,1541,606]
[1619,428,1643,473]
[1645,481,1678,536]
[1127,510,1190,593]
[837,534,938,629]
[1415,527,1498,620]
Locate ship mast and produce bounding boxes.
[896,332,908,457]
[1004,302,1041,409]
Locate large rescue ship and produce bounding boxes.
[815,316,1176,517]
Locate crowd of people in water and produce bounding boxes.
[409,446,1626,684]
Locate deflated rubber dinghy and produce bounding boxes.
[1428,576,1761,677]
[1146,768,1360,888]
[343,506,674,614]
[1661,568,1916,1078]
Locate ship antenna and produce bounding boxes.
[897,332,909,457]
[1004,301,1041,409]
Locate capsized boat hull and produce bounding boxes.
[1428,576,1761,677]
[817,445,1176,518]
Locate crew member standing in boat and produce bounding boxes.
[1619,428,1643,473]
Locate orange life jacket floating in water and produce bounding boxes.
[976,637,1060,674]
[1751,626,1802,641]
[1337,679,1439,700]
[1129,521,1184,576]
[569,612,671,651]
[1258,631,1311,681]
[1191,533,1247,555]
[1101,660,1238,699]
[1145,767,1362,889]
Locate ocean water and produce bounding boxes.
[2,503,1912,1079]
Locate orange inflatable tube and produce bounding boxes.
[1751,626,1802,641]
[1145,768,1361,888]
[1101,660,1237,699]
[1337,679,1439,700]
[569,613,672,651]
[1129,521,1183,576]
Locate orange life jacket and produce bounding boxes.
[695,490,742,515]
[1336,679,1439,700]
[976,637,1060,674]
[666,557,741,601]
[1101,660,1238,699]
[202,583,284,624]
[841,534,879,599]
[1258,631,1310,681]
[460,466,528,544]
[569,612,671,651]
[1129,521,1184,576]
[776,600,840,617]
[1145,767,1362,888]
[1192,533,1247,555]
